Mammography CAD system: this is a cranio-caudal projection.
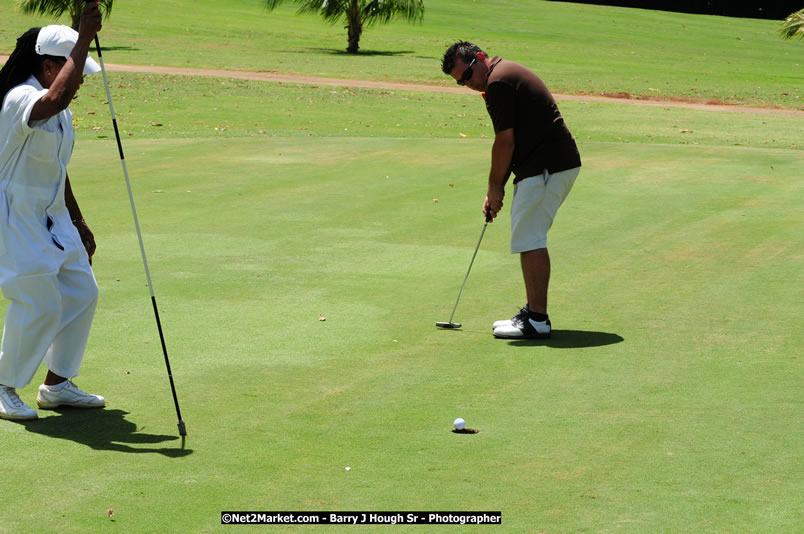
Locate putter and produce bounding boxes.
[89,7,187,437]
[436,208,493,329]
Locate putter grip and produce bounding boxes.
[485,208,493,223]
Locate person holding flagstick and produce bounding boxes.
[0,1,106,420]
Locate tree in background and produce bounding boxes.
[780,8,803,41]
[16,0,114,31]
[264,0,424,54]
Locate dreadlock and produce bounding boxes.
[0,28,63,106]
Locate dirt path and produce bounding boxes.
[2,55,801,117]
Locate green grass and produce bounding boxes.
[68,74,492,140]
[67,74,804,151]
[0,0,802,532]
[2,135,801,533]
[2,0,802,108]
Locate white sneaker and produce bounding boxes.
[493,316,551,339]
[37,380,105,409]
[0,385,38,420]
[492,304,529,330]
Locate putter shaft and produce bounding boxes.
[446,221,488,324]
[440,211,493,328]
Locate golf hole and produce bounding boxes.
[452,428,479,434]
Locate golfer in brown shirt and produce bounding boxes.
[442,41,581,339]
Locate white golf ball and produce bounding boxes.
[453,418,465,430]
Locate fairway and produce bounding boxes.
[1,0,802,532]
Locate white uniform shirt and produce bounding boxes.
[0,75,84,278]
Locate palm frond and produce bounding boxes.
[780,9,804,40]
[264,0,423,26]
[17,0,66,18]
[263,0,425,53]
[361,0,424,27]
[263,0,341,24]
[305,0,350,25]
[17,0,114,24]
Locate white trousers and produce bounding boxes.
[0,259,97,389]
[510,167,579,254]
[0,188,98,390]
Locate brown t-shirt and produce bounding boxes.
[484,57,581,183]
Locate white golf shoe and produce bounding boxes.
[37,380,105,409]
[0,385,38,421]
[492,304,529,330]
[493,316,552,339]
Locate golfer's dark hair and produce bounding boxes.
[441,41,485,75]
[0,28,62,105]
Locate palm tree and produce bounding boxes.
[781,9,804,41]
[16,0,114,31]
[264,0,424,54]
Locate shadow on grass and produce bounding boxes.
[97,45,140,52]
[18,408,192,457]
[307,47,414,56]
[508,330,624,349]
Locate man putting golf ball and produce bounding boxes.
[441,42,581,339]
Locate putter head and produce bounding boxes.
[436,322,462,329]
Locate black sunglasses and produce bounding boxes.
[456,58,476,86]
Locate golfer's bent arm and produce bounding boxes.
[485,128,514,218]
[29,2,101,121]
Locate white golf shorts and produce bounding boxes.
[510,167,579,254]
